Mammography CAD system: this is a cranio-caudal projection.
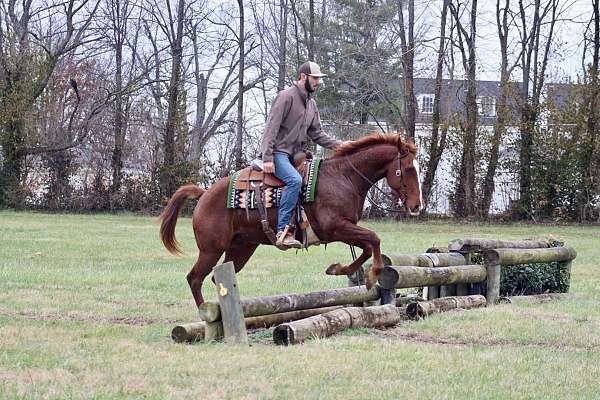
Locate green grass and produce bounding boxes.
[1,210,600,399]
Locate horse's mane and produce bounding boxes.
[333,133,417,157]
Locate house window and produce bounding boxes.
[420,94,434,114]
[477,96,496,117]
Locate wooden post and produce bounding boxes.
[485,263,501,305]
[379,287,396,305]
[204,321,224,341]
[213,261,248,345]
[455,252,470,296]
[430,252,468,299]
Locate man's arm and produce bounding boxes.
[306,106,342,150]
[261,92,291,164]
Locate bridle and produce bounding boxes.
[344,150,410,213]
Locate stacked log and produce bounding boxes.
[198,285,381,322]
[273,304,406,345]
[406,295,487,320]
[378,264,487,290]
[171,306,345,343]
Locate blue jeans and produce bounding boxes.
[273,152,302,232]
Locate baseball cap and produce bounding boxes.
[298,61,327,77]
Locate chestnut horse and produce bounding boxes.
[160,133,423,307]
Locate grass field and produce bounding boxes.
[1,210,600,399]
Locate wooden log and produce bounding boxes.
[173,306,344,343]
[425,252,467,267]
[378,264,487,290]
[503,293,571,304]
[449,238,551,252]
[273,304,405,345]
[171,322,206,343]
[199,285,381,322]
[406,295,487,319]
[483,246,577,266]
[425,246,449,253]
[244,306,343,329]
[213,261,248,344]
[382,253,434,267]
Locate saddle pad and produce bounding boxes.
[226,158,322,209]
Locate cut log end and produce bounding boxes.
[273,325,294,346]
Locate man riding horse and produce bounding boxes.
[159,64,424,308]
[261,61,343,249]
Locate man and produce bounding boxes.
[261,61,342,249]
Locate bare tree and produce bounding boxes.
[397,0,416,140]
[478,0,521,217]
[0,0,101,207]
[233,0,245,169]
[422,0,450,208]
[516,0,558,218]
[449,0,478,218]
[579,0,600,220]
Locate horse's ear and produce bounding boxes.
[396,135,403,149]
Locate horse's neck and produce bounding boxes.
[340,146,397,196]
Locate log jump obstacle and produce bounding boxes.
[172,238,576,345]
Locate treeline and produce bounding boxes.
[0,0,598,221]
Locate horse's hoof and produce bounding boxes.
[326,263,344,275]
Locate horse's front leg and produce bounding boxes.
[323,219,383,289]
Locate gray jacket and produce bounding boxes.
[261,83,341,162]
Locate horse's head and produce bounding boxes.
[385,137,423,216]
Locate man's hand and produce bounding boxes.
[263,161,275,174]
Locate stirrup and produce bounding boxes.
[276,226,302,249]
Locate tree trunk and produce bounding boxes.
[160,0,186,200]
[308,0,315,60]
[277,0,288,92]
[111,25,125,201]
[234,0,245,170]
[479,0,510,217]
[451,0,478,218]
[397,0,416,140]
[0,118,26,208]
[422,0,449,206]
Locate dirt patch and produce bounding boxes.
[370,324,600,352]
[0,307,178,326]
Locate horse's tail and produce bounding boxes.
[159,184,205,255]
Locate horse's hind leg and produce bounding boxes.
[187,250,224,308]
[224,240,259,274]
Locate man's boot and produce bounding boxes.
[276,225,302,249]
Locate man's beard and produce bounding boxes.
[305,79,315,93]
